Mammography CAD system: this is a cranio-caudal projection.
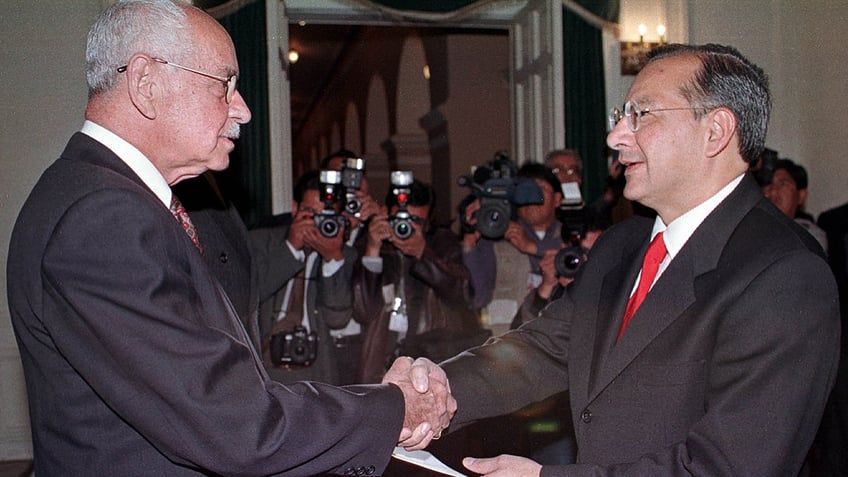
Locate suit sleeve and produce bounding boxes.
[42,189,404,476]
[249,224,304,302]
[442,294,572,426]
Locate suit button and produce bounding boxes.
[581,409,592,423]
[365,466,376,475]
[218,252,229,263]
[343,467,355,475]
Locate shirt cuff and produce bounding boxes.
[362,256,383,273]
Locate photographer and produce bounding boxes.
[353,177,484,384]
[250,170,358,385]
[461,161,563,324]
[510,207,609,329]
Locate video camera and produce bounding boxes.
[388,170,415,240]
[314,170,347,238]
[457,151,544,239]
[340,157,366,216]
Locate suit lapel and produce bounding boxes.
[585,174,765,401]
[586,247,643,395]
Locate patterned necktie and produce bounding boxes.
[169,195,203,254]
[617,232,666,340]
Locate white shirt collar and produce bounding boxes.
[652,173,745,260]
[80,120,172,208]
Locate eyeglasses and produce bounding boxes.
[551,167,580,177]
[609,100,707,132]
[117,57,237,104]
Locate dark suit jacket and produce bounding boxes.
[442,174,840,476]
[173,172,264,349]
[7,133,402,477]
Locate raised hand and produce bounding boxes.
[365,207,391,257]
[504,221,537,256]
[382,357,456,450]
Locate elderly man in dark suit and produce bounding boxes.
[422,44,841,476]
[6,1,453,476]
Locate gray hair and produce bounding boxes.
[648,44,771,165]
[544,149,582,168]
[85,0,191,98]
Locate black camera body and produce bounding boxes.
[314,170,346,238]
[340,157,366,216]
[269,325,318,366]
[458,152,544,239]
[389,171,415,240]
[554,208,591,278]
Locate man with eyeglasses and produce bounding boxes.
[353,179,485,384]
[7,1,454,475]
[414,44,840,476]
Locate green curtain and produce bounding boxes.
[563,0,619,205]
[218,0,271,226]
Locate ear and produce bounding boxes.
[124,55,159,120]
[703,107,736,158]
[291,199,299,213]
[798,188,808,206]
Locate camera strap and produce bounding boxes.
[274,252,317,333]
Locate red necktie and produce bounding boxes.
[617,232,666,340]
[170,195,203,254]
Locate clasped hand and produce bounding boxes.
[382,357,456,450]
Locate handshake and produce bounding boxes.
[382,356,457,450]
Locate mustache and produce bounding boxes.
[224,122,241,140]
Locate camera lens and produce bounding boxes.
[315,215,340,238]
[555,246,586,278]
[393,220,412,240]
[476,202,511,239]
[345,196,362,215]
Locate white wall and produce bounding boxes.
[1,0,102,459]
[606,0,848,216]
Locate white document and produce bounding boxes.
[392,447,467,477]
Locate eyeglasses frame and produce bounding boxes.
[117,56,237,104]
[609,100,709,132]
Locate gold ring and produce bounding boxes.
[433,430,442,440]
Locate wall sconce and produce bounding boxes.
[620,24,666,75]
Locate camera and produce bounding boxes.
[388,170,415,240]
[314,170,347,238]
[269,325,318,366]
[554,245,588,279]
[340,157,366,216]
[457,151,544,239]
